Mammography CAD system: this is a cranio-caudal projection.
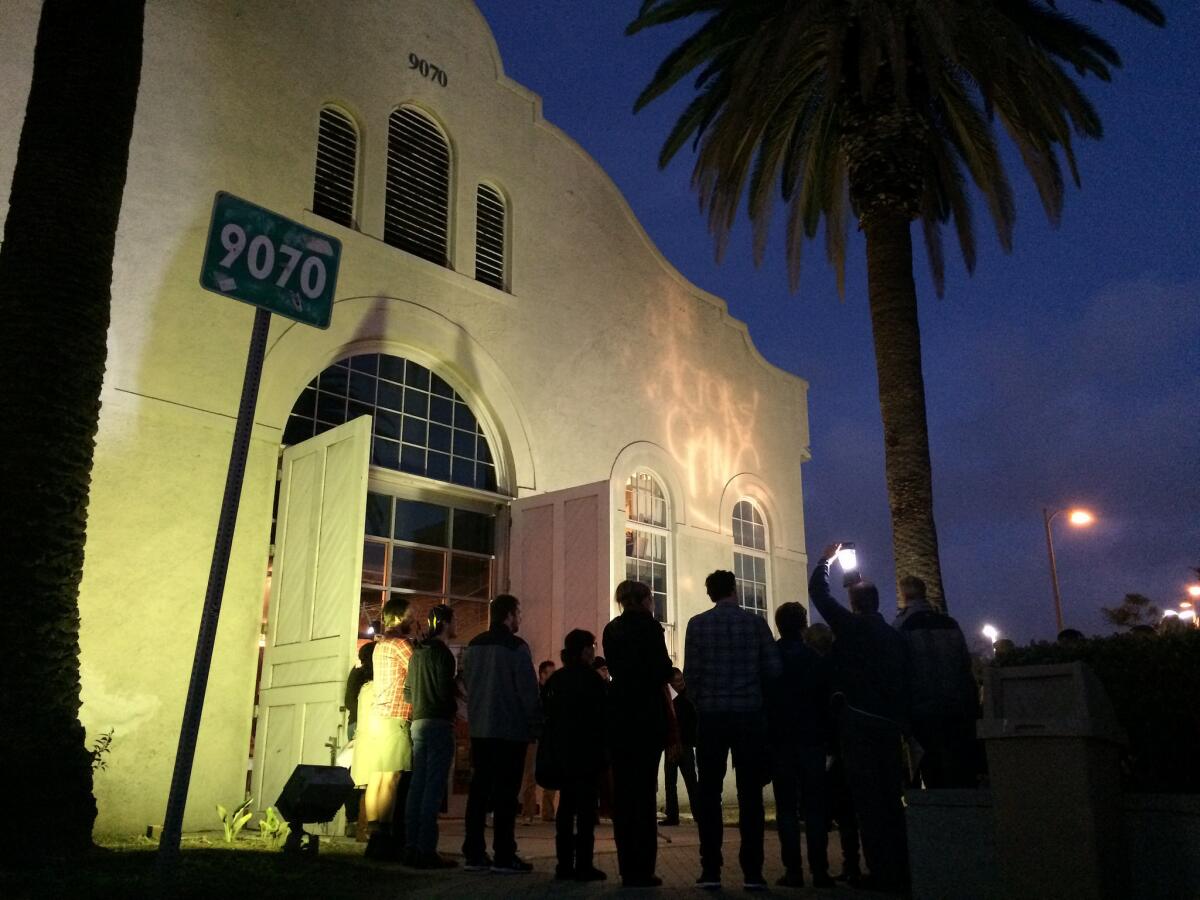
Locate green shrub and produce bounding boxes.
[995,629,1200,792]
[259,806,290,851]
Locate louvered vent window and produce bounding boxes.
[474,185,506,290]
[312,107,357,227]
[385,107,450,266]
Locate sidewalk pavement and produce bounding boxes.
[367,818,877,899]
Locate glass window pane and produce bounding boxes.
[430,373,453,398]
[365,492,392,537]
[451,457,474,486]
[453,428,476,458]
[347,400,373,424]
[349,354,378,374]
[450,554,491,600]
[404,361,431,391]
[404,389,429,418]
[453,510,495,554]
[316,391,346,424]
[429,395,453,426]
[427,451,451,482]
[372,438,399,470]
[400,443,426,476]
[348,371,376,404]
[474,465,497,492]
[282,416,312,447]
[377,380,403,412]
[378,354,404,382]
[362,540,387,585]
[402,416,428,445]
[293,387,316,419]
[390,546,445,594]
[360,588,385,635]
[453,402,477,433]
[394,499,449,546]
[319,368,349,395]
[428,423,451,453]
[374,410,401,440]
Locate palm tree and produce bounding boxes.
[627,0,1163,610]
[0,0,144,862]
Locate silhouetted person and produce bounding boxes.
[810,544,909,893]
[804,623,860,882]
[522,659,557,823]
[603,579,678,888]
[461,594,541,874]
[660,667,698,826]
[403,604,459,869]
[345,640,376,741]
[685,569,781,891]
[893,575,979,789]
[592,656,610,682]
[770,602,834,888]
[344,641,376,831]
[364,597,418,860]
[540,629,608,882]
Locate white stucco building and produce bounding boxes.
[0,0,810,835]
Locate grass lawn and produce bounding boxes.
[0,834,421,900]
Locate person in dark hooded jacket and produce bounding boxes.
[539,628,609,882]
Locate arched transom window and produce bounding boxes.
[624,472,670,623]
[284,353,498,493]
[733,499,769,617]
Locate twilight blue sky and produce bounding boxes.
[476,1,1200,644]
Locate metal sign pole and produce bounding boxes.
[157,307,272,870]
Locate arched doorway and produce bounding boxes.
[249,351,509,819]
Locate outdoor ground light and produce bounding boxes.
[982,624,1000,643]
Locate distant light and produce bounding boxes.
[366,626,375,636]
[1068,509,1094,526]
[1182,601,1194,610]
[981,624,999,643]
[1187,584,1200,599]
[1163,609,1180,618]
[1180,610,1196,621]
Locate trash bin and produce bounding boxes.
[978,662,1127,900]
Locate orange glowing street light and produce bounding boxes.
[1187,584,1200,600]
[1043,506,1096,633]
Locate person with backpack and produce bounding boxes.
[893,576,979,788]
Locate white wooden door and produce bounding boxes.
[251,416,371,818]
[507,481,611,668]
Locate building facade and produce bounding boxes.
[0,0,810,835]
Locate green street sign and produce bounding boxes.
[199,192,341,328]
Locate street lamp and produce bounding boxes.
[1187,584,1200,600]
[1043,507,1095,633]
[982,623,999,643]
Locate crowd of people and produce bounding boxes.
[342,541,980,893]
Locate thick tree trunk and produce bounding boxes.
[0,0,144,863]
[862,214,947,610]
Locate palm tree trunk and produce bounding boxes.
[862,213,947,610]
[0,0,144,863]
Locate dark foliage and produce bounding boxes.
[995,630,1200,793]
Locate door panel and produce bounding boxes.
[252,416,371,816]
[508,482,611,667]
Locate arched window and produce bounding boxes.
[732,499,769,617]
[312,106,358,228]
[474,184,507,290]
[624,472,670,622]
[283,353,498,493]
[384,106,451,266]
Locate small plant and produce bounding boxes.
[260,806,290,851]
[217,795,253,843]
[90,728,115,772]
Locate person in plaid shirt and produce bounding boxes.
[363,595,417,860]
[684,569,781,891]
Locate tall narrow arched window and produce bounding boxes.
[624,472,670,623]
[312,106,358,227]
[732,499,769,617]
[384,106,450,266]
[474,184,506,290]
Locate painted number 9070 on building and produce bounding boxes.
[199,191,341,329]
